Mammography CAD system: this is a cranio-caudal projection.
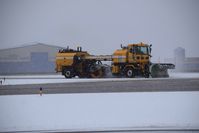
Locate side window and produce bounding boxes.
[137,47,142,54]
[130,46,137,53]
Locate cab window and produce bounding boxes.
[131,46,148,54]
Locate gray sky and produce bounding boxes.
[0,0,199,61]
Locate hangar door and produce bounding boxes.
[30,52,54,73]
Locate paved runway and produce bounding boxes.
[0,78,199,95]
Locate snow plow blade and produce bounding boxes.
[150,63,175,78]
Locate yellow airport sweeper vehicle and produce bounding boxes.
[55,43,175,78]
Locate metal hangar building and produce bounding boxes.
[0,43,63,74]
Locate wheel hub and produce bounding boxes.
[127,70,133,77]
[65,71,71,77]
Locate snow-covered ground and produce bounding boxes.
[0,92,199,132]
[0,72,199,85]
[169,72,199,79]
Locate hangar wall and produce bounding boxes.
[0,43,63,74]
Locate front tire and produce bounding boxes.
[125,67,135,78]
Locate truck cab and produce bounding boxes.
[111,42,151,78]
[127,43,151,65]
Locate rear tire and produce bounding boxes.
[63,69,72,78]
[125,67,135,78]
[144,65,150,78]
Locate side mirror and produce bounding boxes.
[149,44,152,53]
[120,44,123,48]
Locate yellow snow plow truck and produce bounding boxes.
[55,43,175,78]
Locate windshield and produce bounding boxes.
[131,46,148,54]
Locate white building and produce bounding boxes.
[165,47,199,72]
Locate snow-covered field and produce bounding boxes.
[0,72,199,85]
[0,92,199,132]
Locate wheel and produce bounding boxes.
[125,67,135,78]
[63,69,72,78]
[144,65,150,78]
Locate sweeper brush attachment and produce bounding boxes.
[150,63,175,78]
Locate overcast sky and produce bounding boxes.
[0,0,199,61]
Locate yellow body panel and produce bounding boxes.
[111,65,120,73]
[55,53,76,72]
[112,49,127,63]
[55,52,89,72]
